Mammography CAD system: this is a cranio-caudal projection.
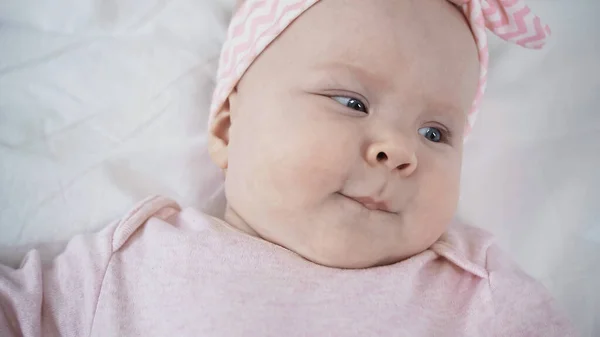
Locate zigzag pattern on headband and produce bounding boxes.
[210,0,551,134]
[453,0,551,133]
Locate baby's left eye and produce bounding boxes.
[418,127,445,143]
[331,96,368,114]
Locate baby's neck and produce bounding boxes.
[223,205,260,238]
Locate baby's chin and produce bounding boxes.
[224,198,450,269]
[284,219,438,269]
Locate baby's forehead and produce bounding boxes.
[258,0,479,112]
[270,0,477,78]
[282,0,467,38]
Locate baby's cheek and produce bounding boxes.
[262,134,351,209]
[231,98,357,208]
[418,154,462,221]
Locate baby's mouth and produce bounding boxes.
[340,194,394,213]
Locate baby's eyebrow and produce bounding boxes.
[309,61,393,95]
[424,99,468,126]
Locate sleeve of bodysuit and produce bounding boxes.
[486,244,577,337]
[0,220,119,337]
[0,195,180,337]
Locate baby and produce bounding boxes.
[0,0,576,336]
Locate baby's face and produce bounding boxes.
[210,0,479,268]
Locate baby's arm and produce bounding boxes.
[487,245,576,337]
[0,222,118,337]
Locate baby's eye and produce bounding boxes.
[331,96,368,114]
[418,126,445,143]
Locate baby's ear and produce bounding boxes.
[208,89,238,170]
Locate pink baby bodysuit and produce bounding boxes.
[0,196,575,336]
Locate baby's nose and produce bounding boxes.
[366,136,417,176]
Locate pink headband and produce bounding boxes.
[210,0,551,134]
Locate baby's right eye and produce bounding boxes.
[331,96,368,114]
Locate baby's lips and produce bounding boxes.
[348,196,392,213]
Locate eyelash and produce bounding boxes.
[330,95,369,114]
[418,125,452,144]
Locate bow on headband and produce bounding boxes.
[210,0,551,134]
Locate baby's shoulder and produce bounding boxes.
[108,195,183,252]
[430,221,528,279]
[430,221,497,278]
[431,222,555,294]
[431,223,576,335]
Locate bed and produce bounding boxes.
[0,0,598,334]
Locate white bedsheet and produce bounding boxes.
[0,0,598,334]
